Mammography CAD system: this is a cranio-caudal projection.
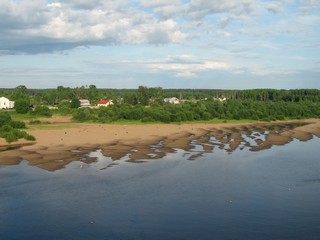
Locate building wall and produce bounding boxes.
[0,97,13,109]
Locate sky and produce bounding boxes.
[0,0,319,89]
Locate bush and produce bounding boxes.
[0,114,36,143]
[141,116,155,123]
[72,108,95,122]
[58,105,72,115]
[10,120,26,129]
[12,129,28,139]
[14,98,30,114]
[0,112,12,127]
[2,131,18,143]
[32,106,52,117]
[0,124,13,132]
[25,134,36,141]
[98,116,112,123]
[29,119,42,125]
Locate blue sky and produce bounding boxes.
[0,0,319,89]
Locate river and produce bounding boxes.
[0,136,319,240]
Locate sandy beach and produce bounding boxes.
[1,116,320,171]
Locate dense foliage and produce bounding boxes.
[0,112,35,143]
[31,105,52,117]
[14,98,30,114]
[72,100,320,123]
[1,85,319,106]
[1,85,319,124]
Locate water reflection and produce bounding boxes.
[89,122,315,170]
[1,133,320,240]
[96,123,313,162]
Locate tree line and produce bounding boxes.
[1,85,319,124]
[1,85,319,106]
[71,100,320,123]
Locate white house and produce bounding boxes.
[213,97,227,102]
[79,99,91,108]
[164,97,180,104]
[0,96,15,109]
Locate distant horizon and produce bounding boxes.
[1,85,319,91]
[0,1,319,89]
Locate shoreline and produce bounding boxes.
[1,117,320,171]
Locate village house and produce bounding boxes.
[79,99,91,108]
[213,97,227,102]
[0,96,15,109]
[97,99,113,107]
[164,97,180,104]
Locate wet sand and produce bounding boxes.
[1,116,319,171]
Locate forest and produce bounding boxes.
[1,85,320,104]
[0,85,319,124]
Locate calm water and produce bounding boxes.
[1,137,320,240]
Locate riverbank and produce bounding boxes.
[1,117,319,171]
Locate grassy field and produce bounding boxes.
[9,111,45,121]
[27,125,75,130]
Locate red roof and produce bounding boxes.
[97,100,110,105]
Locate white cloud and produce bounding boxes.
[147,57,230,73]
[219,14,253,28]
[124,19,185,44]
[0,0,319,61]
[0,0,187,54]
[140,0,180,8]
[176,71,197,78]
[186,0,255,19]
[265,2,283,13]
[299,0,320,8]
[90,55,230,78]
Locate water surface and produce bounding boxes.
[1,137,320,240]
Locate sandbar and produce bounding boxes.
[0,116,319,171]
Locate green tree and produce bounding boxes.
[12,85,28,100]
[58,102,72,115]
[43,90,58,105]
[137,86,150,106]
[70,98,80,109]
[14,98,30,114]
[88,84,100,103]
[57,86,73,101]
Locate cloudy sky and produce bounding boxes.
[0,0,319,89]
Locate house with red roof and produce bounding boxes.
[97,99,113,107]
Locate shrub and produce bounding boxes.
[0,112,12,127]
[32,106,52,117]
[72,108,95,122]
[0,116,36,143]
[58,105,72,115]
[29,119,42,125]
[1,124,13,132]
[14,98,30,114]
[25,134,36,141]
[2,131,18,143]
[10,120,26,129]
[141,116,155,123]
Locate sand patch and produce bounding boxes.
[1,119,319,171]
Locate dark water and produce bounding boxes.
[1,137,320,240]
